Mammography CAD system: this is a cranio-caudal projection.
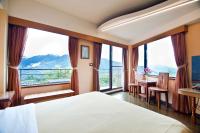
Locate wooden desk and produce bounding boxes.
[0,91,15,109]
[138,80,157,102]
[178,88,200,124]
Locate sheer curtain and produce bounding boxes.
[7,24,27,105]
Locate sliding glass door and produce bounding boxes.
[99,44,123,91]
[99,44,110,90]
[112,46,123,89]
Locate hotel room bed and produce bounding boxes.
[35,92,191,133]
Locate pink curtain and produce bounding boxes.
[123,48,128,91]
[171,32,191,114]
[68,37,79,95]
[7,24,27,105]
[93,42,102,91]
[130,47,139,83]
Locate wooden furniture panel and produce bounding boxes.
[148,73,169,109]
[178,88,200,124]
[0,91,14,109]
[128,83,139,96]
[138,80,157,102]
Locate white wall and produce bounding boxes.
[8,0,128,45]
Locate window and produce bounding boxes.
[99,44,124,91]
[138,45,145,74]
[99,44,110,90]
[137,36,177,77]
[112,46,123,88]
[19,28,71,87]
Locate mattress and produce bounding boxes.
[35,92,191,133]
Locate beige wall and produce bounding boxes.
[186,22,200,114]
[0,9,8,95]
[78,39,94,94]
[186,22,200,85]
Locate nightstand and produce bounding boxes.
[0,91,15,109]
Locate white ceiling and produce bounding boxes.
[19,0,200,45]
[33,0,166,25]
[99,0,200,44]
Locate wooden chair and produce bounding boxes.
[128,82,139,97]
[148,73,169,109]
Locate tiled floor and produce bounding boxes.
[110,92,200,133]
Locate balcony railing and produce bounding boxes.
[99,67,124,90]
[19,68,123,88]
[19,69,72,87]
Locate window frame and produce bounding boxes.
[99,44,124,92]
[139,37,177,78]
[19,28,72,88]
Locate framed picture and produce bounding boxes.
[81,45,89,59]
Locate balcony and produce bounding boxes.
[19,69,72,87]
[99,67,124,90]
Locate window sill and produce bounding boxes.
[21,81,71,89]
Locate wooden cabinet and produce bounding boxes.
[0,91,14,109]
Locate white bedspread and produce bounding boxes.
[0,104,38,133]
[35,92,191,133]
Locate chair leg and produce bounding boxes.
[131,87,133,94]
[148,90,152,105]
[154,92,157,104]
[129,86,132,95]
[165,92,168,108]
[156,92,161,109]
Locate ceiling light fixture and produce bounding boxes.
[100,0,199,31]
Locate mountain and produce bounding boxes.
[137,65,177,77]
[19,54,71,69]
[19,54,122,69]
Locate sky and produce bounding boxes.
[138,36,177,68]
[23,28,69,58]
[24,28,123,63]
[101,44,123,62]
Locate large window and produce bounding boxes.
[137,45,145,74]
[19,28,71,87]
[137,36,177,77]
[99,44,110,90]
[99,44,123,91]
[112,46,123,88]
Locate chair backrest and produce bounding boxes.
[134,72,143,84]
[157,73,169,90]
